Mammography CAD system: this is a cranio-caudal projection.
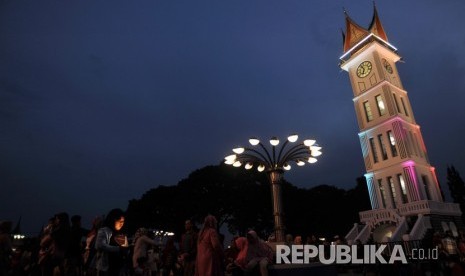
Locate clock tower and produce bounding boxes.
[340,6,462,243]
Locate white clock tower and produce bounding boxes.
[340,6,462,243]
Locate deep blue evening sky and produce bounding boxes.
[1,1,464,234]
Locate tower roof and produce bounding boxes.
[343,11,370,53]
[342,5,388,53]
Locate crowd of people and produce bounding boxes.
[0,210,275,276]
[3,210,465,276]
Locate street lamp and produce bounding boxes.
[224,134,322,242]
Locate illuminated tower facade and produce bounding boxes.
[340,6,462,243]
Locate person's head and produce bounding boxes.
[235,237,247,251]
[71,215,81,227]
[54,212,70,228]
[104,208,125,231]
[246,230,258,244]
[294,235,303,245]
[285,234,293,243]
[185,220,193,231]
[135,228,148,239]
[91,216,103,230]
[202,215,217,230]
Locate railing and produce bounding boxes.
[409,215,432,241]
[359,208,402,227]
[345,223,360,244]
[390,217,407,242]
[355,224,371,244]
[398,200,461,216]
[360,201,461,227]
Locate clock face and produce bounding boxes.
[382,59,393,74]
[356,61,372,78]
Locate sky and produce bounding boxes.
[1,0,464,235]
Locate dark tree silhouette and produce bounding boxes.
[283,178,370,239]
[125,164,370,240]
[447,165,465,221]
[126,164,273,236]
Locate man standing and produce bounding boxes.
[67,215,89,275]
[180,220,197,276]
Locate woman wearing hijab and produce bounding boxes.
[226,237,247,276]
[235,231,272,276]
[195,215,224,276]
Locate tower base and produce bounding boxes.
[345,200,463,244]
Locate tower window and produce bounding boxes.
[393,94,401,113]
[414,133,424,158]
[387,131,398,157]
[370,138,379,163]
[400,97,409,117]
[378,134,388,160]
[388,177,397,208]
[363,101,373,122]
[376,95,386,116]
[398,174,408,203]
[408,131,418,156]
[422,175,431,200]
[378,179,387,208]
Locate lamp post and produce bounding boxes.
[224,134,322,242]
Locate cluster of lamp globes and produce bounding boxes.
[224,134,322,172]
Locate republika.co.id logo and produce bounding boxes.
[276,245,439,265]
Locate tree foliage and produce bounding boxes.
[447,165,465,220]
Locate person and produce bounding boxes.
[0,221,13,276]
[235,231,272,276]
[293,236,302,245]
[284,234,293,247]
[132,228,157,275]
[146,244,161,276]
[305,235,318,246]
[160,237,178,276]
[195,215,224,276]
[441,230,463,275]
[83,216,103,276]
[431,232,444,275]
[224,237,240,270]
[95,208,129,276]
[67,215,89,276]
[333,235,343,245]
[39,212,71,276]
[38,217,54,274]
[180,220,197,276]
[226,237,247,276]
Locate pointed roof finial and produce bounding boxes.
[342,9,370,53]
[369,2,388,41]
[341,28,346,50]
